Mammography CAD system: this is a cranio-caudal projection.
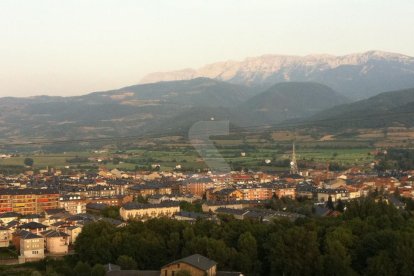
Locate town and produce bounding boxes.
[0,144,412,275]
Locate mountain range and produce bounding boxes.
[141,50,414,100]
[1,50,414,144]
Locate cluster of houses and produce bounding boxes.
[0,166,413,261]
[0,208,124,263]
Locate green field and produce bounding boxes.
[0,144,374,172]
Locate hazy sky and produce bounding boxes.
[1,0,414,97]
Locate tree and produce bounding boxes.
[365,251,396,276]
[326,195,334,210]
[91,264,106,276]
[74,261,91,276]
[24,157,34,167]
[101,206,121,219]
[117,255,138,270]
[267,227,320,275]
[237,231,261,274]
[321,227,355,275]
[167,232,181,260]
[336,199,345,212]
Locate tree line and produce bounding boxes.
[65,197,414,276]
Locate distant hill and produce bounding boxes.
[302,88,414,129]
[233,82,349,126]
[2,75,412,145]
[140,50,414,99]
[0,78,254,141]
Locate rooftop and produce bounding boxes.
[19,221,48,230]
[162,254,217,271]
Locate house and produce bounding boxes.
[6,220,19,235]
[20,214,42,224]
[86,202,108,214]
[44,208,68,220]
[161,254,217,276]
[210,188,243,202]
[316,188,349,202]
[41,230,69,254]
[215,208,249,220]
[17,230,45,263]
[296,183,316,199]
[18,222,48,235]
[0,212,21,225]
[66,226,81,244]
[173,211,213,224]
[386,195,405,210]
[0,226,9,247]
[314,205,341,217]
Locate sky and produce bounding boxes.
[1,0,414,97]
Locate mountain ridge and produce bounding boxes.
[140,50,414,99]
[300,88,414,129]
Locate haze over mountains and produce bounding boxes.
[1,50,414,142]
[141,50,414,100]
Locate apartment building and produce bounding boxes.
[0,189,59,215]
[120,202,180,221]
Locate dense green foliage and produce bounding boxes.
[375,149,414,170]
[72,197,414,275]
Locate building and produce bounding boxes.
[173,212,213,224]
[66,226,81,244]
[202,200,267,213]
[180,177,214,197]
[0,226,9,247]
[215,208,249,220]
[161,254,217,276]
[41,230,69,254]
[209,188,243,202]
[296,183,316,199]
[274,187,296,198]
[0,189,59,215]
[316,188,349,202]
[85,185,117,198]
[0,212,20,224]
[16,230,45,263]
[58,195,86,215]
[18,222,48,235]
[87,195,133,207]
[86,203,108,214]
[119,202,180,221]
[128,183,173,198]
[59,194,133,215]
